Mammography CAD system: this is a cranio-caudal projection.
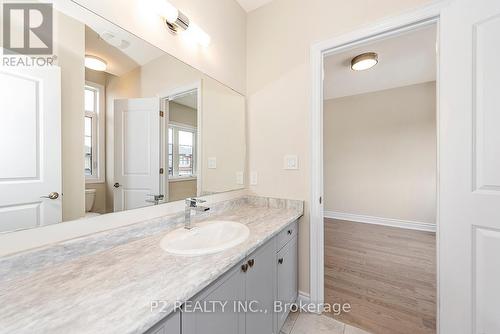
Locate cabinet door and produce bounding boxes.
[276,236,298,331]
[245,239,277,334]
[182,263,246,334]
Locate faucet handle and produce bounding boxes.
[185,197,206,206]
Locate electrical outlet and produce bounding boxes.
[250,171,258,185]
[284,155,298,170]
[208,157,217,169]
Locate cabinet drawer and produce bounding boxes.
[276,220,298,251]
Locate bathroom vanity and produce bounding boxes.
[150,220,298,334]
[0,196,302,334]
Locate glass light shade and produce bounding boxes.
[154,0,179,23]
[351,52,378,71]
[184,23,211,47]
[85,56,107,72]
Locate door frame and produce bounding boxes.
[309,0,447,324]
[159,81,203,201]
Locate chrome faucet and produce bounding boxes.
[185,198,209,229]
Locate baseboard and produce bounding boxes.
[324,211,436,232]
[296,291,323,314]
[297,291,311,304]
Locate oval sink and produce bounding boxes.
[160,221,250,256]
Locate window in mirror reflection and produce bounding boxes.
[84,82,104,182]
[168,125,196,178]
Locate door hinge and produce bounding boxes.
[159,168,164,174]
[319,196,322,204]
[159,111,164,117]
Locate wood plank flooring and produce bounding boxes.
[323,219,436,334]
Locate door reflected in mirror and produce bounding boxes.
[0,2,245,233]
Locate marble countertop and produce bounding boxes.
[0,196,303,334]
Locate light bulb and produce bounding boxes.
[153,0,179,23]
[85,55,107,71]
[184,23,211,47]
[351,52,378,71]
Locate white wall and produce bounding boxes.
[246,0,434,294]
[54,11,86,221]
[324,82,436,224]
[73,0,247,94]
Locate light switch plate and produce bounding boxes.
[284,155,299,170]
[250,171,258,185]
[208,157,217,169]
[236,171,244,185]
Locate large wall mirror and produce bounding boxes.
[0,1,246,233]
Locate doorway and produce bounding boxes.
[309,6,442,334]
[160,83,202,203]
[321,23,437,334]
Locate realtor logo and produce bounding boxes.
[3,3,53,55]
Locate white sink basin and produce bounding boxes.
[160,220,250,256]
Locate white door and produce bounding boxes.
[440,0,500,333]
[114,98,160,211]
[0,66,61,232]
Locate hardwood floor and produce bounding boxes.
[324,219,436,334]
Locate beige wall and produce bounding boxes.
[202,78,246,194]
[169,102,197,127]
[324,82,436,224]
[246,0,433,294]
[73,0,247,94]
[55,11,86,221]
[169,180,197,202]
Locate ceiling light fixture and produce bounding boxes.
[85,55,107,72]
[351,52,378,71]
[155,0,211,47]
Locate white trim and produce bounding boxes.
[84,81,105,184]
[309,0,447,325]
[297,291,311,304]
[324,211,436,232]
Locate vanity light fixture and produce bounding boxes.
[351,52,378,71]
[85,55,107,71]
[156,0,211,46]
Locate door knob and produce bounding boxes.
[114,183,121,188]
[278,258,284,265]
[41,192,59,200]
[241,263,249,273]
[247,259,255,268]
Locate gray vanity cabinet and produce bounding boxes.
[245,239,277,334]
[146,311,181,334]
[182,263,246,334]
[276,234,298,331]
[159,221,298,334]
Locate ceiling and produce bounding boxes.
[236,0,273,12]
[57,0,164,77]
[323,24,437,100]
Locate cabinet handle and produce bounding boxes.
[278,258,284,264]
[287,229,293,235]
[241,263,249,273]
[248,259,255,268]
